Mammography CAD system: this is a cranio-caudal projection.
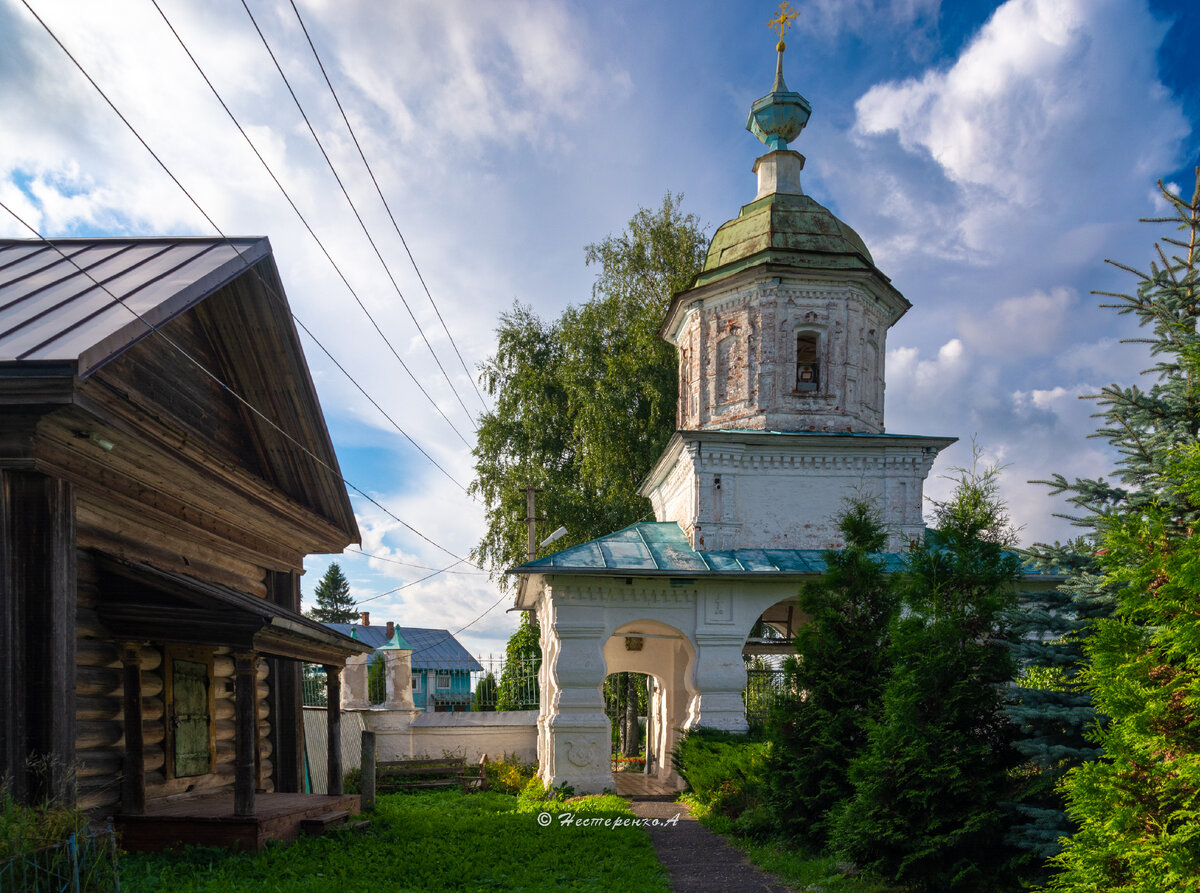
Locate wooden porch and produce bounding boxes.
[114,791,361,853]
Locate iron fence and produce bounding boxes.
[743,668,788,730]
[468,656,539,710]
[0,827,120,893]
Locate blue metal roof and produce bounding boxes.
[515,522,1049,580]
[515,522,907,575]
[322,623,482,672]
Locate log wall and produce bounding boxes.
[75,551,274,814]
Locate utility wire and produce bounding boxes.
[13,3,514,623]
[346,547,486,574]
[238,0,481,430]
[147,0,473,448]
[1,198,480,571]
[16,0,470,491]
[286,0,489,413]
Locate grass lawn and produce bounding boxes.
[120,791,670,893]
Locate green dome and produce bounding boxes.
[696,191,878,288]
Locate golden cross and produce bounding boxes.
[767,1,799,49]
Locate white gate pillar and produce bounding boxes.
[539,605,612,794]
[685,633,749,732]
[342,653,370,710]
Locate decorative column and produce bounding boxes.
[233,652,258,816]
[323,664,343,795]
[380,634,415,710]
[119,642,146,814]
[539,600,612,794]
[685,633,749,732]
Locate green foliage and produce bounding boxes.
[470,194,707,583]
[832,458,1024,892]
[306,563,356,623]
[1044,174,1200,892]
[673,729,769,837]
[0,790,89,858]
[472,671,497,712]
[1003,540,1112,865]
[496,614,541,711]
[481,754,535,795]
[367,656,385,705]
[765,498,898,847]
[121,790,667,892]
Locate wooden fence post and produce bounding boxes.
[360,730,376,810]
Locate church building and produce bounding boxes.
[512,32,955,793]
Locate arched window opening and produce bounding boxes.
[796,332,820,392]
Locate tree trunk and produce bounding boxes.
[622,672,640,758]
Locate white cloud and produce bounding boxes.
[957,287,1074,357]
[846,0,1187,264]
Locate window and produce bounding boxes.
[436,672,452,691]
[412,673,422,692]
[796,332,820,391]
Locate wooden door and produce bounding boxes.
[167,651,214,778]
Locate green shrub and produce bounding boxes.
[673,728,768,831]
[483,754,536,795]
[0,790,90,858]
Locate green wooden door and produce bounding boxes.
[173,658,211,777]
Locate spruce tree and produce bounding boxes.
[307,562,357,623]
[1044,174,1200,891]
[832,460,1023,892]
[764,498,897,846]
[1003,541,1114,867]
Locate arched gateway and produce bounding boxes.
[512,36,954,794]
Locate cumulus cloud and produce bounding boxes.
[846,0,1186,267]
[957,287,1074,357]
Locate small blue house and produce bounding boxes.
[322,621,482,712]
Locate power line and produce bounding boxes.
[238,0,482,431]
[1,201,479,572]
[147,0,474,449]
[286,0,490,414]
[346,547,486,574]
[16,0,471,493]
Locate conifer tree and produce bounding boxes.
[308,562,357,623]
[765,498,897,846]
[1002,541,1114,866]
[832,460,1023,892]
[1044,174,1200,891]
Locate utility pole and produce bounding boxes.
[520,486,544,562]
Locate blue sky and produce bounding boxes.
[2,0,1197,657]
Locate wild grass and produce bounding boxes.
[120,789,669,893]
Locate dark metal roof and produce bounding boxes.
[322,623,483,672]
[0,237,270,376]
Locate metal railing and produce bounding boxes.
[0,827,120,893]
[743,668,788,730]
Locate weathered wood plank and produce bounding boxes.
[0,470,76,805]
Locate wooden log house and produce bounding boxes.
[0,237,373,847]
